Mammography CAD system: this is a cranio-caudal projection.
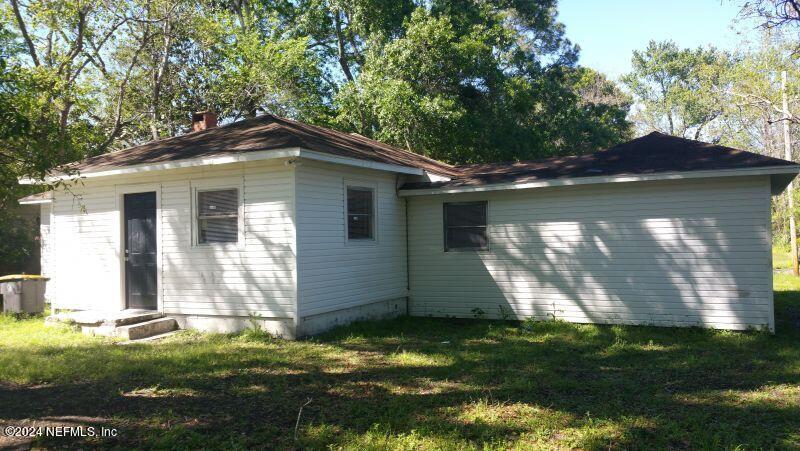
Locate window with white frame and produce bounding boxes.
[346,186,375,240]
[444,201,488,251]
[197,188,239,244]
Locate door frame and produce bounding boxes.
[116,183,162,312]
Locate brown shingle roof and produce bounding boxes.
[65,114,460,177]
[400,132,799,190]
[53,117,799,191]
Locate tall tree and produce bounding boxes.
[622,40,733,142]
[721,31,800,251]
[333,5,630,164]
[3,0,632,165]
[0,23,60,273]
[721,34,800,155]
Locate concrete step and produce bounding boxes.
[114,317,178,340]
[47,310,163,328]
[49,310,180,341]
[107,311,164,327]
[119,330,181,345]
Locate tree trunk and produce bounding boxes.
[781,71,798,276]
[333,10,354,82]
[151,20,172,141]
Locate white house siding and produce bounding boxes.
[50,182,118,311]
[295,160,408,323]
[48,159,297,326]
[407,176,774,331]
[39,203,53,300]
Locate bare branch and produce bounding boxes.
[9,0,40,66]
[293,398,313,443]
[97,22,158,152]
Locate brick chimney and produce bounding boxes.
[192,110,217,132]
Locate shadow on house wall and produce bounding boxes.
[408,178,770,330]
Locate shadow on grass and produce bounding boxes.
[1,287,799,449]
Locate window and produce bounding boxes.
[197,189,239,244]
[444,201,488,251]
[346,186,374,240]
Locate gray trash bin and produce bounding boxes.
[0,275,49,314]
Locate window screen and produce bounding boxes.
[444,201,487,251]
[197,189,238,244]
[347,186,374,240]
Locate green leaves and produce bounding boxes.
[211,26,329,121]
[333,5,630,164]
[0,0,634,169]
[622,40,732,141]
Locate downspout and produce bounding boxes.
[397,174,411,317]
[288,158,300,337]
[404,196,410,317]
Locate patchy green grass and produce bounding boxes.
[2,281,800,449]
[774,244,794,270]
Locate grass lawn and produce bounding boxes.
[774,244,794,270]
[2,279,800,449]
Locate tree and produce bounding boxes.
[740,0,800,37]
[0,24,56,273]
[720,31,800,257]
[556,67,633,155]
[333,6,630,164]
[197,12,330,123]
[622,40,733,142]
[2,0,633,166]
[720,34,800,155]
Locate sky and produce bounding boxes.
[557,0,755,80]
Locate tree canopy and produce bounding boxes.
[0,0,632,176]
[621,40,732,142]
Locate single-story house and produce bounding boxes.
[19,113,800,336]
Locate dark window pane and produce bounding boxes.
[347,187,374,240]
[198,189,238,216]
[348,214,372,239]
[347,188,373,215]
[444,201,488,251]
[445,202,486,227]
[199,217,238,243]
[446,227,487,250]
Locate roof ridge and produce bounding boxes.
[456,132,797,176]
[265,114,460,175]
[74,115,273,166]
[266,117,403,163]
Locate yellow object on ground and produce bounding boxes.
[0,274,49,282]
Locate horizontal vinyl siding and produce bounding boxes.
[40,204,53,300]
[48,160,296,318]
[407,176,774,330]
[50,185,119,311]
[160,161,295,318]
[296,161,407,317]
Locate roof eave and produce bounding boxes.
[19,147,425,184]
[18,198,52,205]
[398,165,800,197]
